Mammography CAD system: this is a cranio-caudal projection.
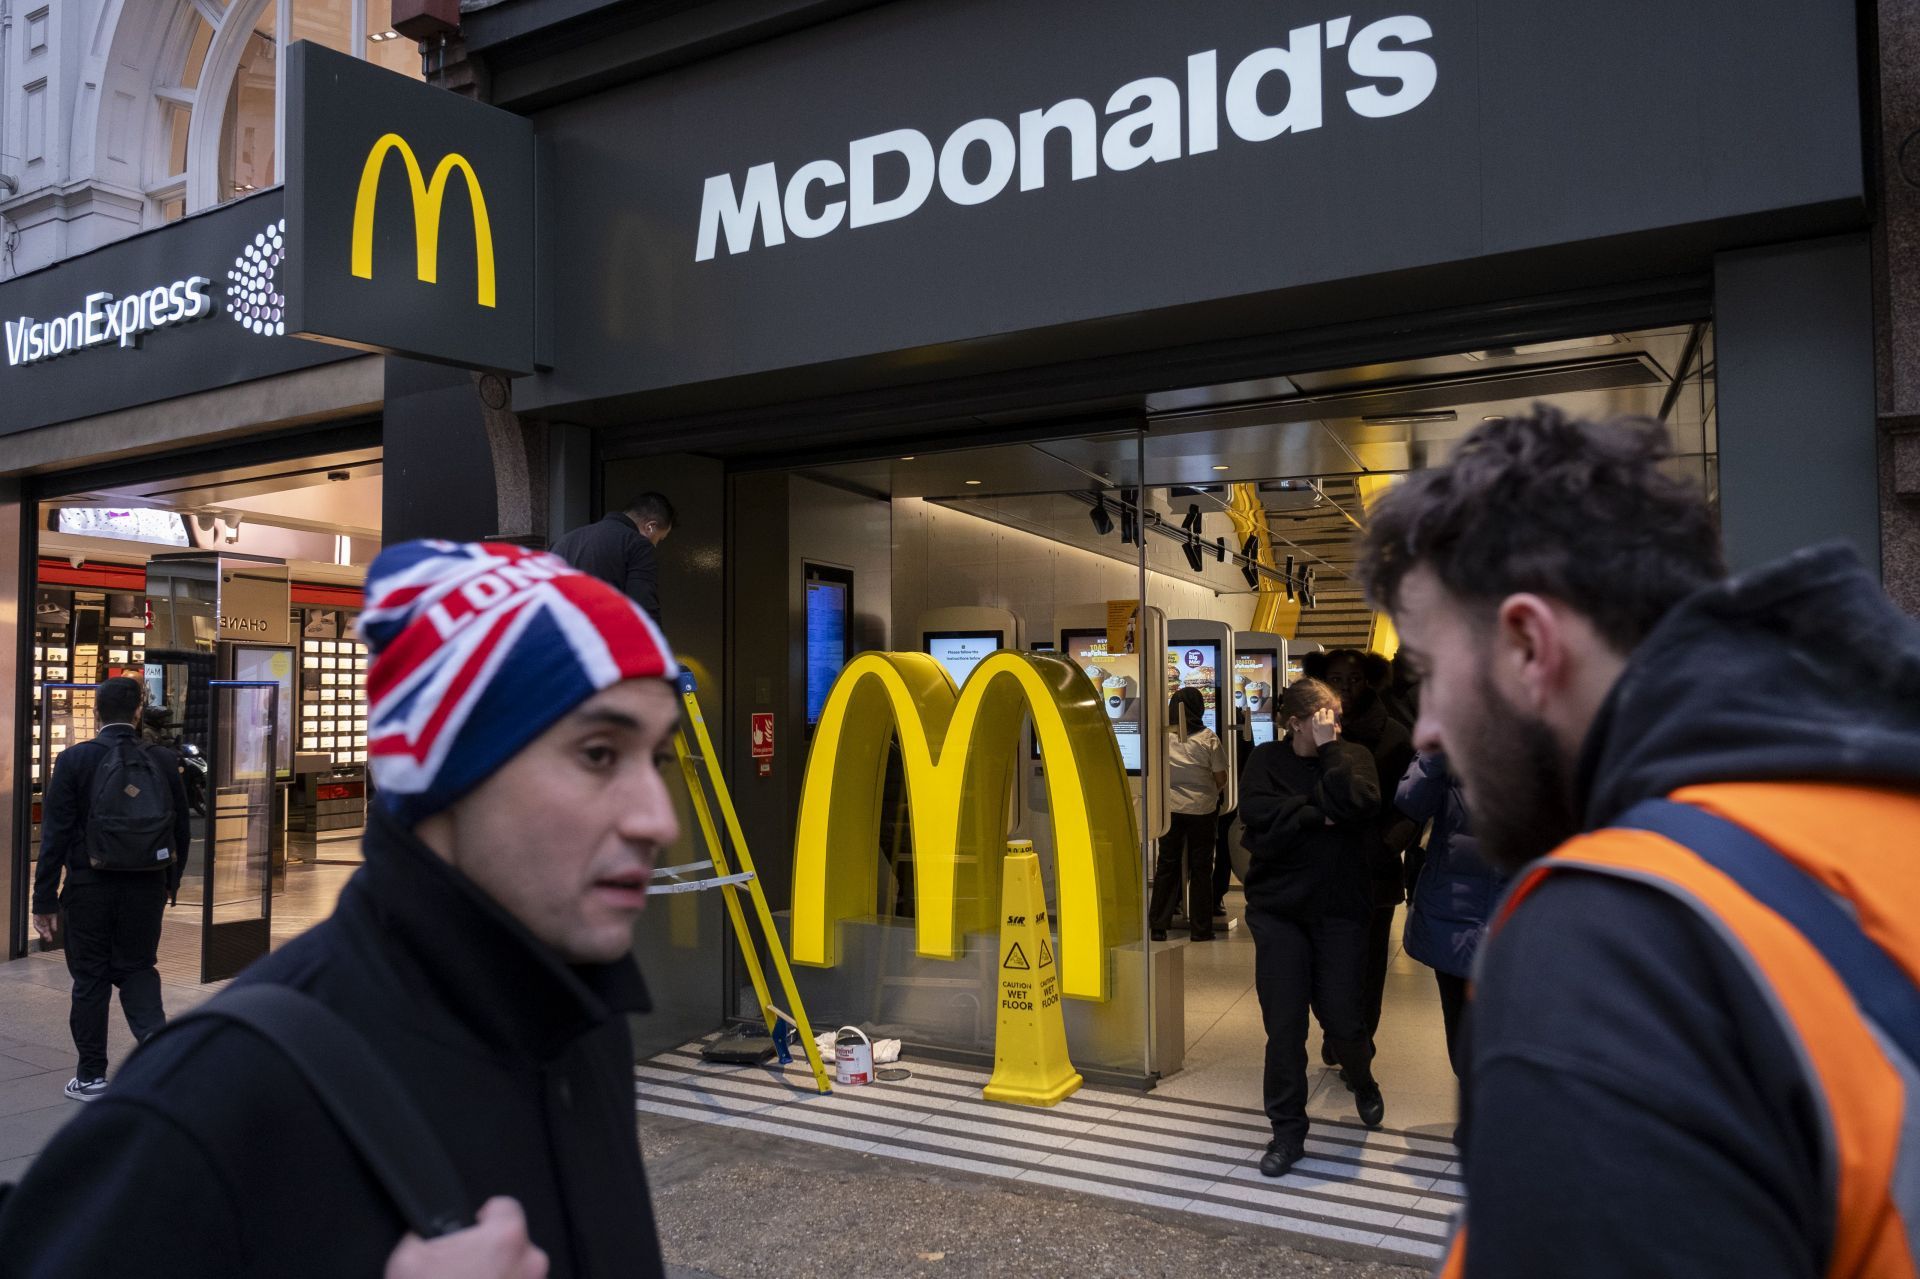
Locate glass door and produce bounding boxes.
[202,680,277,982]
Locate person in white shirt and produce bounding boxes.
[1149,687,1229,942]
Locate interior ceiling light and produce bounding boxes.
[1482,415,1505,422]
[1212,465,1230,472]
[965,479,982,486]
[1361,410,1458,426]
[1464,334,1621,361]
[1181,504,1203,534]
[1182,541,1206,574]
[900,456,915,461]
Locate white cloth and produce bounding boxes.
[1167,726,1228,814]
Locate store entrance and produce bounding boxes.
[22,442,380,977]
[720,320,1714,1120]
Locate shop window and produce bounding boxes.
[181,14,214,90]
[289,0,354,57]
[364,0,423,81]
[218,6,278,200]
[165,102,192,178]
[161,195,187,223]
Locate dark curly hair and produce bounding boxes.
[1358,406,1724,651]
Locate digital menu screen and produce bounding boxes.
[1063,629,1141,775]
[232,645,295,778]
[1235,648,1279,744]
[1166,643,1221,731]
[805,566,853,726]
[924,632,1002,693]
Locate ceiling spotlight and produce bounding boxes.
[1182,504,1202,535]
[1182,542,1205,573]
[900,456,916,461]
[1284,555,1295,601]
[1240,562,1260,589]
[1482,415,1505,423]
[965,479,982,486]
[1212,465,1230,472]
[1088,494,1115,536]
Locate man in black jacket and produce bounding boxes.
[31,675,190,1103]
[1238,676,1387,1179]
[0,541,683,1278]
[550,492,675,623]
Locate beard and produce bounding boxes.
[1452,666,1581,877]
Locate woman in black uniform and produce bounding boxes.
[1239,677,1387,1177]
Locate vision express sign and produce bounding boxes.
[518,0,1863,413]
[0,188,353,438]
[285,41,535,374]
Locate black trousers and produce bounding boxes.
[1149,811,1217,935]
[1361,902,1397,1038]
[1211,812,1235,911]
[1246,903,1375,1145]
[60,875,169,1080]
[1435,969,1470,1079]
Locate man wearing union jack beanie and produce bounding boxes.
[0,541,682,1279]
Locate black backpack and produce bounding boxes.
[83,735,177,871]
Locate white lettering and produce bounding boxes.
[118,296,143,347]
[84,292,111,346]
[186,276,212,318]
[5,319,26,366]
[849,128,935,228]
[1018,99,1098,192]
[783,159,848,239]
[1103,76,1183,172]
[695,164,786,262]
[1187,52,1220,155]
[938,117,1017,207]
[690,12,1439,260]
[168,280,190,321]
[148,286,173,327]
[1346,16,1436,118]
[1226,24,1324,142]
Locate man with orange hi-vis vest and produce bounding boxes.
[1359,406,1920,1278]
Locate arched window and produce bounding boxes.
[152,0,423,223]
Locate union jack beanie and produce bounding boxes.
[360,540,677,822]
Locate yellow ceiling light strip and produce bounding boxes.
[1225,483,1301,638]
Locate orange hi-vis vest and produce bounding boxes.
[1437,781,1920,1279]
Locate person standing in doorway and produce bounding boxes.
[1395,750,1502,1079]
[1321,648,1417,1048]
[1239,677,1388,1178]
[31,675,190,1102]
[550,492,675,624]
[1150,687,1227,942]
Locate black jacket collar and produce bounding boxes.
[345,804,651,1061]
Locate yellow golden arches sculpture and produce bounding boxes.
[350,133,497,307]
[791,650,1141,1003]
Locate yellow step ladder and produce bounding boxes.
[648,672,832,1094]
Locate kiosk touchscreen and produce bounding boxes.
[924,631,1003,691]
[230,644,295,780]
[1234,647,1280,745]
[1165,642,1223,731]
[1061,628,1143,775]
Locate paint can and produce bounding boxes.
[834,1025,874,1087]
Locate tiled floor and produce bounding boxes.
[637,1042,1456,1264]
[638,895,1462,1265]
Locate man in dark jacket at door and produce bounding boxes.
[0,541,682,1278]
[31,674,190,1103]
[551,492,675,624]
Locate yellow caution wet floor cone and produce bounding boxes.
[983,840,1083,1107]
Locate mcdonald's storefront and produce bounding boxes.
[1,0,1901,1090]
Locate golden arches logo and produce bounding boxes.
[350,133,497,307]
[791,650,1141,1003]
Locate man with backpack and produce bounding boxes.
[31,674,190,1102]
[0,541,678,1278]
[1360,407,1920,1276]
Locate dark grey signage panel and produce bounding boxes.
[285,41,535,374]
[0,189,354,438]
[519,0,1863,413]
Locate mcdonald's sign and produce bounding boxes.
[791,650,1142,1003]
[284,41,534,373]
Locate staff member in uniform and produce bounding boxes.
[1239,678,1388,1180]
[1149,687,1228,942]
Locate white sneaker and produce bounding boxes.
[63,1077,107,1103]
